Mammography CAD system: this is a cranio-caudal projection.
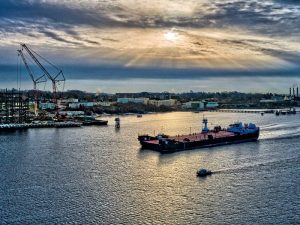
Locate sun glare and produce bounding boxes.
[164,30,178,42]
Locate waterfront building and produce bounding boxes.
[69,102,95,109]
[0,89,29,124]
[39,102,56,110]
[58,98,79,105]
[96,102,112,107]
[181,101,205,110]
[205,102,219,109]
[117,98,149,105]
[148,99,177,107]
[59,111,85,116]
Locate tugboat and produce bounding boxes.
[197,168,212,177]
[138,118,259,153]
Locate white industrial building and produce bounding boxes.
[117,98,149,105]
[96,102,112,107]
[205,102,219,109]
[182,101,205,110]
[39,102,56,110]
[58,98,79,104]
[116,98,177,107]
[148,99,177,107]
[59,111,85,116]
[69,102,95,109]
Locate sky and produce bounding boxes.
[1,0,300,93]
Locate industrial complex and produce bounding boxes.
[1,44,299,131]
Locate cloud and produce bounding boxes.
[40,29,80,45]
[1,0,300,32]
[0,0,300,89]
[2,63,299,82]
[0,1,111,27]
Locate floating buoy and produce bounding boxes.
[115,117,120,128]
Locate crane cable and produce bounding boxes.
[16,54,19,90]
[28,46,65,92]
[28,46,61,71]
[17,54,21,90]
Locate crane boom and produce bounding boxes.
[17,49,47,89]
[21,44,56,92]
[20,43,66,105]
[18,47,48,116]
[17,50,36,88]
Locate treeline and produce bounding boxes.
[22,89,281,104]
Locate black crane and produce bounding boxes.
[17,49,47,91]
[19,44,66,105]
[17,48,48,115]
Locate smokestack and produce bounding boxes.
[290,88,292,97]
[293,87,295,97]
[297,87,299,97]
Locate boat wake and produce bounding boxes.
[260,121,300,141]
[213,157,300,175]
[261,123,300,132]
[261,133,300,142]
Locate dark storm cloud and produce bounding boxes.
[1,63,299,82]
[274,0,300,4]
[205,1,300,36]
[40,29,80,45]
[1,0,300,35]
[0,1,121,44]
[1,0,300,86]
[0,1,116,27]
[63,65,300,80]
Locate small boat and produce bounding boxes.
[82,120,108,126]
[287,108,296,114]
[197,168,212,177]
[137,114,143,118]
[261,112,264,116]
[115,117,120,128]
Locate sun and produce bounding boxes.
[164,30,178,42]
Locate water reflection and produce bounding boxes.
[0,112,299,224]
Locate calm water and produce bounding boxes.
[0,112,299,224]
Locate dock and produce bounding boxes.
[0,121,82,132]
[212,109,299,114]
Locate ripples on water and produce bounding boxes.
[0,112,299,224]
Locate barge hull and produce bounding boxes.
[139,131,259,153]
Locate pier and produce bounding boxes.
[0,121,81,132]
[212,109,299,114]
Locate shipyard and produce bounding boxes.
[1,0,300,224]
[1,44,300,133]
[0,44,109,132]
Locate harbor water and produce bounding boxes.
[0,112,299,224]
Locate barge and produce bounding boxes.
[138,118,259,153]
